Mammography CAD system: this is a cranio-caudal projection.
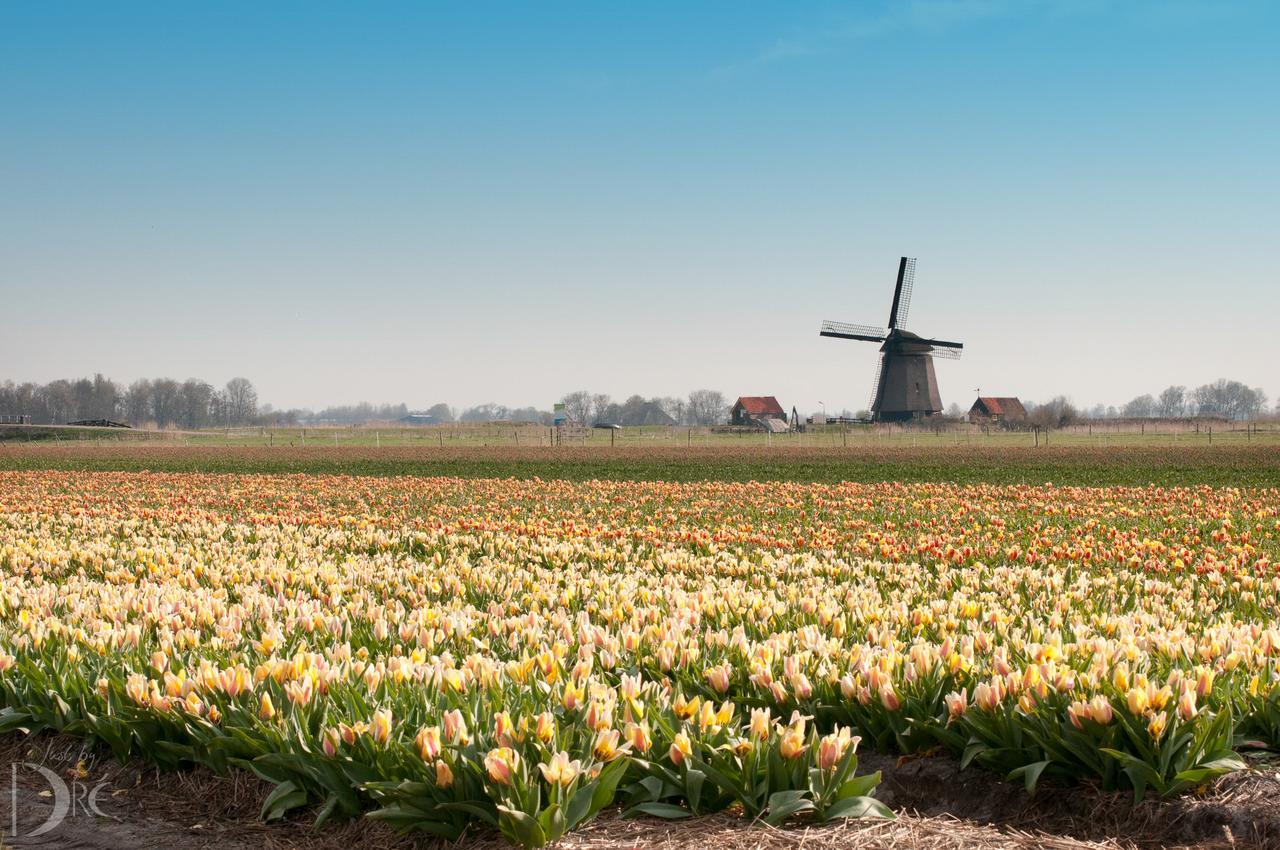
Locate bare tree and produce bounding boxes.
[150,378,182,427]
[123,380,152,426]
[1122,394,1155,418]
[180,379,214,429]
[1027,396,1077,429]
[223,377,258,425]
[1156,385,1186,418]
[559,390,592,423]
[590,394,612,424]
[687,389,728,425]
[1191,379,1265,420]
[657,396,687,423]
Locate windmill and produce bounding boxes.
[819,257,963,422]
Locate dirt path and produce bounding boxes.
[2,734,1276,849]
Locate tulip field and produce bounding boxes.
[2,468,1279,845]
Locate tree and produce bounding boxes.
[590,394,612,425]
[223,377,258,425]
[1192,379,1264,420]
[150,378,182,427]
[1122,394,1155,418]
[1156,386,1186,418]
[1246,387,1268,420]
[687,389,728,425]
[657,396,687,424]
[123,380,152,426]
[1027,396,1077,429]
[426,403,455,423]
[89,373,121,420]
[180,379,214,429]
[459,403,510,422]
[558,391,593,424]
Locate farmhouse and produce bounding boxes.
[968,396,1027,425]
[730,396,786,427]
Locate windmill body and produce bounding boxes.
[819,258,963,422]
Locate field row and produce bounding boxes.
[4,442,1280,486]
[2,472,1278,844]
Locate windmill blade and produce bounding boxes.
[916,337,963,349]
[867,352,885,414]
[819,320,887,343]
[886,257,916,329]
[929,347,962,360]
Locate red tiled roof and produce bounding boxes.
[735,396,785,416]
[974,397,1026,417]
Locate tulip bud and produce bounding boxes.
[322,727,340,758]
[415,726,442,761]
[669,732,692,765]
[371,708,393,745]
[626,721,652,754]
[1148,712,1168,741]
[484,747,520,785]
[435,759,454,788]
[1177,688,1197,721]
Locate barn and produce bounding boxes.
[968,397,1027,425]
[619,401,677,427]
[730,396,786,427]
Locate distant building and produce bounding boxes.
[730,396,786,427]
[968,397,1027,425]
[618,402,677,427]
[0,414,32,425]
[397,413,441,426]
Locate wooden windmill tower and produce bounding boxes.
[819,257,963,422]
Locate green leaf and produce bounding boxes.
[685,768,706,813]
[764,790,816,826]
[835,770,881,801]
[1006,760,1051,794]
[822,795,895,821]
[625,802,693,820]
[497,805,548,849]
[261,780,308,821]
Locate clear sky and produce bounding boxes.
[3,1,1277,413]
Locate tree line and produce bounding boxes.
[0,375,259,428]
[1004,380,1272,429]
[5,373,1271,430]
[557,390,729,426]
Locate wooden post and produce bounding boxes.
[375,431,380,448]
[610,429,615,447]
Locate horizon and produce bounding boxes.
[3,1,1278,413]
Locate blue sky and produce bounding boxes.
[2,1,1277,412]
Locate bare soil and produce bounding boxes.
[3,734,1278,849]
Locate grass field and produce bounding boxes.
[3,441,1280,487]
